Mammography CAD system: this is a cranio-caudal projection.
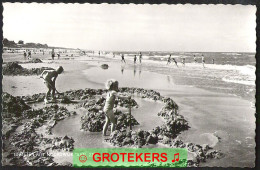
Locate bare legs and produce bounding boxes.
[45,82,56,102]
[103,110,116,136]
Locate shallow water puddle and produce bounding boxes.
[51,97,164,149]
[82,62,175,90]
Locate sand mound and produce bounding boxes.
[81,108,139,132]
[29,58,43,63]
[105,129,158,147]
[2,62,24,75]
[100,64,109,69]
[3,62,53,76]
[2,93,77,166]
[2,92,31,118]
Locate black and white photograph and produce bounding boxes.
[1,2,256,167]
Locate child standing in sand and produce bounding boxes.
[103,79,131,136]
[40,66,64,103]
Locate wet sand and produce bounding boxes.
[2,53,255,167]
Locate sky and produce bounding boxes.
[3,3,256,52]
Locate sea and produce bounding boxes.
[98,51,256,101]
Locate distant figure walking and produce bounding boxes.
[57,53,60,59]
[194,55,197,63]
[182,58,185,66]
[202,55,205,68]
[28,51,32,59]
[212,59,215,64]
[172,57,178,67]
[139,52,142,64]
[166,54,172,65]
[51,49,55,60]
[23,51,27,60]
[103,79,131,136]
[98,51,100,56]
[134,55,137,64]
[121,54,126,63]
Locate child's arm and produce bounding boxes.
[40,70,48,78]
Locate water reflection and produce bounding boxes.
[139,65,142,78]
[134,65,137,77]
[121,65,125,75]
[167,75,170,84]
[166,75,174,85]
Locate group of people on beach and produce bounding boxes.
[166,54,179,66]
[23,51,32,60]
[51,49,62,60]
[121,52,142,64]
[118,52,212,68]
[23,48,62,60]
[166,54,212,68]
[193,54,205,67]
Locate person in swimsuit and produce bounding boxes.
[172,57,178,67]
[103,79,131,136]
[28,51,32,59]
[121,54,126,63]
[139,52,142,64]
[202,55,205,68]
[194,55,197,63]
[182,58,185,66]
[166,54,171,65]
[134,55,137,64]
[23,51,27,60]
[51,49,55,60]
[40,66,64,103]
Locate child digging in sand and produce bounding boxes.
[103,79,131,136]
[40,66,64,104]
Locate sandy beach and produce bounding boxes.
[2,51,255,167]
